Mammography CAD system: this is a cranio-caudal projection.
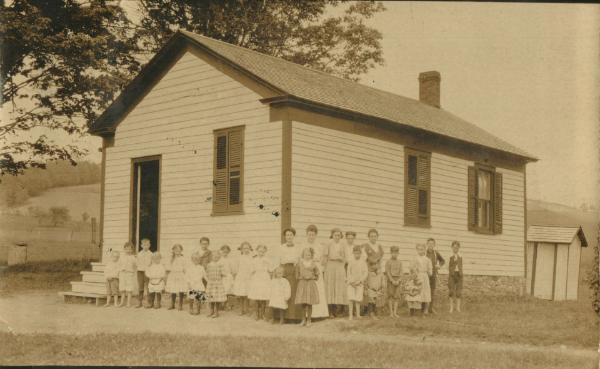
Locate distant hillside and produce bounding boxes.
[0,160,101,208]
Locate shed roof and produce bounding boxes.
[527,225,588,247]
[90,30,537,162]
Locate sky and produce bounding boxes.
[4,2,599,209]
[360,2,600,208]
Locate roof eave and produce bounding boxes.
[261,95,537,163]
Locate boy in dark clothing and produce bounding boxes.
[426,238,445,314]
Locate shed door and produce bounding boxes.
[533,243,555,300]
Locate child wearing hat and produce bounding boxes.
[385,245,404,318]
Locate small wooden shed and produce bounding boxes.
[526,225,588,300]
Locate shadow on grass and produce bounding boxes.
[0,258,96,294]
[337,294,598,349]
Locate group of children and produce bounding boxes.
[102,226,464,325]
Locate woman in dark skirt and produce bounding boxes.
[278,227,303,321]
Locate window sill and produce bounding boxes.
[404,222,431,229]
[469,227,495,235]
[211,211,245,217]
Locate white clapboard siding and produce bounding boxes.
[102,51,282,260]
[291,121,525,276]
[553,244,569,301]
[533,242,555,299]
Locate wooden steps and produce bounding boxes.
[61,262,107,304]
[59,291,106,306]
[81,270,104,283]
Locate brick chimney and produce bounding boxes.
[418,71,441,108]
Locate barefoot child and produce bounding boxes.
[136,238,153,308]
[165,244,187,310]
[412,243,433,315]
[346,245,368,320]
[118,242,137,307]
[448,241,463,313]
[249,244,272,321]
[233,242,253,315]
[385,246,404,318]
[145,252,166,308]
[187,252,207,315]
[295,247,320,327]
[103,251,120,307]
[268,266,291,324]
[205,252,227,318]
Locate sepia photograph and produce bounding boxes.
[0,1,599,368]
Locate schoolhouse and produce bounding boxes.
[64,30,538,298]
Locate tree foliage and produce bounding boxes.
[136,0,385,81]
[1,0,386,177]
[1,0,140,176]
[49,206,70,227]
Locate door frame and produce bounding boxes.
[129,155,162,253]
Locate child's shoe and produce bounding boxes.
[300,318,306,326]
[306,317,312,327]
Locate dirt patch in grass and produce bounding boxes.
[339,294,598,349]
[0,259,94,294]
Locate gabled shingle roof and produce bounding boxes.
[90,30,536,161]
[527,225,588,246]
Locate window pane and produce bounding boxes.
[477,170,491,200]
[418,189,428,215]
[477,200,489,228]
[229,177,240,205]
[216,136,227,170]
[408,155,418,186]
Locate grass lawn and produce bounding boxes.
[0,332,594,368]
[344,293,598,349]
[0,259,94,294]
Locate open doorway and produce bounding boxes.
[130,156,160,252]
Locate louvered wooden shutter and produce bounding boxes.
[417,153,431,225]
[404,149,430,227]
[213,132,228,213]
[493,172,503,234]
[467,166,477,231]
[213,126,244,214]
[227,128,243,212]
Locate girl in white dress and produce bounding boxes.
[118,242,137,308]
[412,243,433,315]
[248,244,273,320]
[268,266,291,324]
[186,252,207,315]
[302,225,329,318]
[233,242,253,315]
[219,244,235,310]
[145,252,166,309]
[165,244,187,311]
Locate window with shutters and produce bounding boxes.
[404,148,431,227]
[468,164,502,234]
[213,126,244,215]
